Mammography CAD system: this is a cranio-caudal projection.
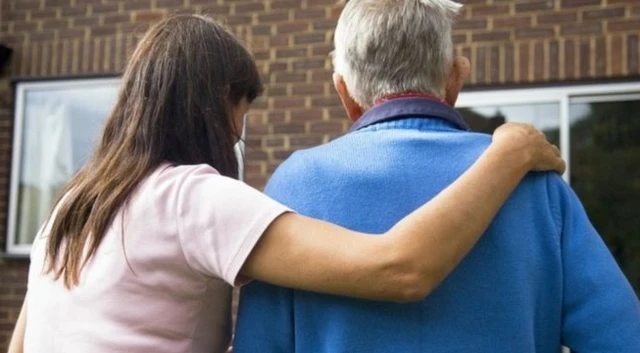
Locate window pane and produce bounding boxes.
[570,99,640,293]
[14,82,118,245]
[458,104,560,146]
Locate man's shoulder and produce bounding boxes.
[270,135,357,178]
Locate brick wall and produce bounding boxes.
[0,0,638,350]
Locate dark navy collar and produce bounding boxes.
[348,98,470,133]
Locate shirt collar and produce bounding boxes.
[348,97,470,133]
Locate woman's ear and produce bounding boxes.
[333,73,363,122]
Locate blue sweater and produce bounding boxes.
[234,99,640,353]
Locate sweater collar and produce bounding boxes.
[348,97,470,133]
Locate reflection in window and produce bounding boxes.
[458,103,560,146]
[12,80,119,247]
[570,99,640,293]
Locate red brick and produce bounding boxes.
[133,11,165,23]
[200,4,230,14]
[104,14,130,25]
[560,22,602,36]
[73,17,100,27]
[290,108,325,121]
[455,19,487,30]
[453,34,467,45]
[290,135,324,149]
[292,84,325,95]
[518,42,530,81]
[472,4,510,16]
[156,0,184,8]
[276,48,306,59]
[90,25,117,37]
[489,46,499,82]
[476,47,487,83]
[294,33,326,45]
[516,0,555,12]
[629,34,639,74]
[272,121,306,134]
[294,9,326,20]
[595,37,606,76]
[472,31,511,42]
[272,0,302,10]
[124,0,153,11]
[236,2,266,14]
[537,12,578,24]
[504,43,515,82]
[583,7,625,20]
[31,31,55,41]
[608,20,640,32]
[312,96,342,107]
[493,16,533,29]
[62,6,88,17]
[533,42,544,80]
[310,121,343,134]
[277,22,308,34]
[549,40,560,80]
[31,9,57,19]
[310,69,333,83]
[12,21,38,32]
[313,20,338,31]
[259,12,290,23]
[561,0,601,7]
[458,0,488,4]
[610,35,624,75]
[579,39,591,77]
[515,27,555,39]
[253,24,271,36]
[273,97,306,109]
[91,3,118,14]
[227,15,252,26]
[312,45,332,57]
[59,28,85,39]
[292,58,326,70]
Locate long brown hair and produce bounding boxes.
[45,15,262,287]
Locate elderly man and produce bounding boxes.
[234,0,640,352]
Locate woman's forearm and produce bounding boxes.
[243,144,533,302]
[243,124,562,302]
[382,143,532,299]
[8,297,26,353]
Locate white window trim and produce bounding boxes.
[7,77,247,256]
[457,81,640,184]
[7,77,121,256]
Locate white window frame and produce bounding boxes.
[7,77,247,256]
[457,81,640,184]
[7,77,121,256]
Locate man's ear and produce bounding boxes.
[444,56,471,107]
[333,73,364,122]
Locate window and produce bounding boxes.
[457,82,640,294]
[8,78,120,255]
[7,78,246,255]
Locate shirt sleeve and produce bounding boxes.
[175,164,290,286]
[234,155,309,353]
[546,175,640,352]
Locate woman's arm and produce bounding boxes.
[7,296,26,353]
[241,123,565,302]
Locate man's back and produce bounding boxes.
[235,108,640,353]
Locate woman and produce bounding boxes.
[8,15,564,353]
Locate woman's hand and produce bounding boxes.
[491,122,566,174]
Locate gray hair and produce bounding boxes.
[333,0,462,108]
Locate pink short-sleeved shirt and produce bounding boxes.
[25,164,289,353]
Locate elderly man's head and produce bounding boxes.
[332,0,469,120]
